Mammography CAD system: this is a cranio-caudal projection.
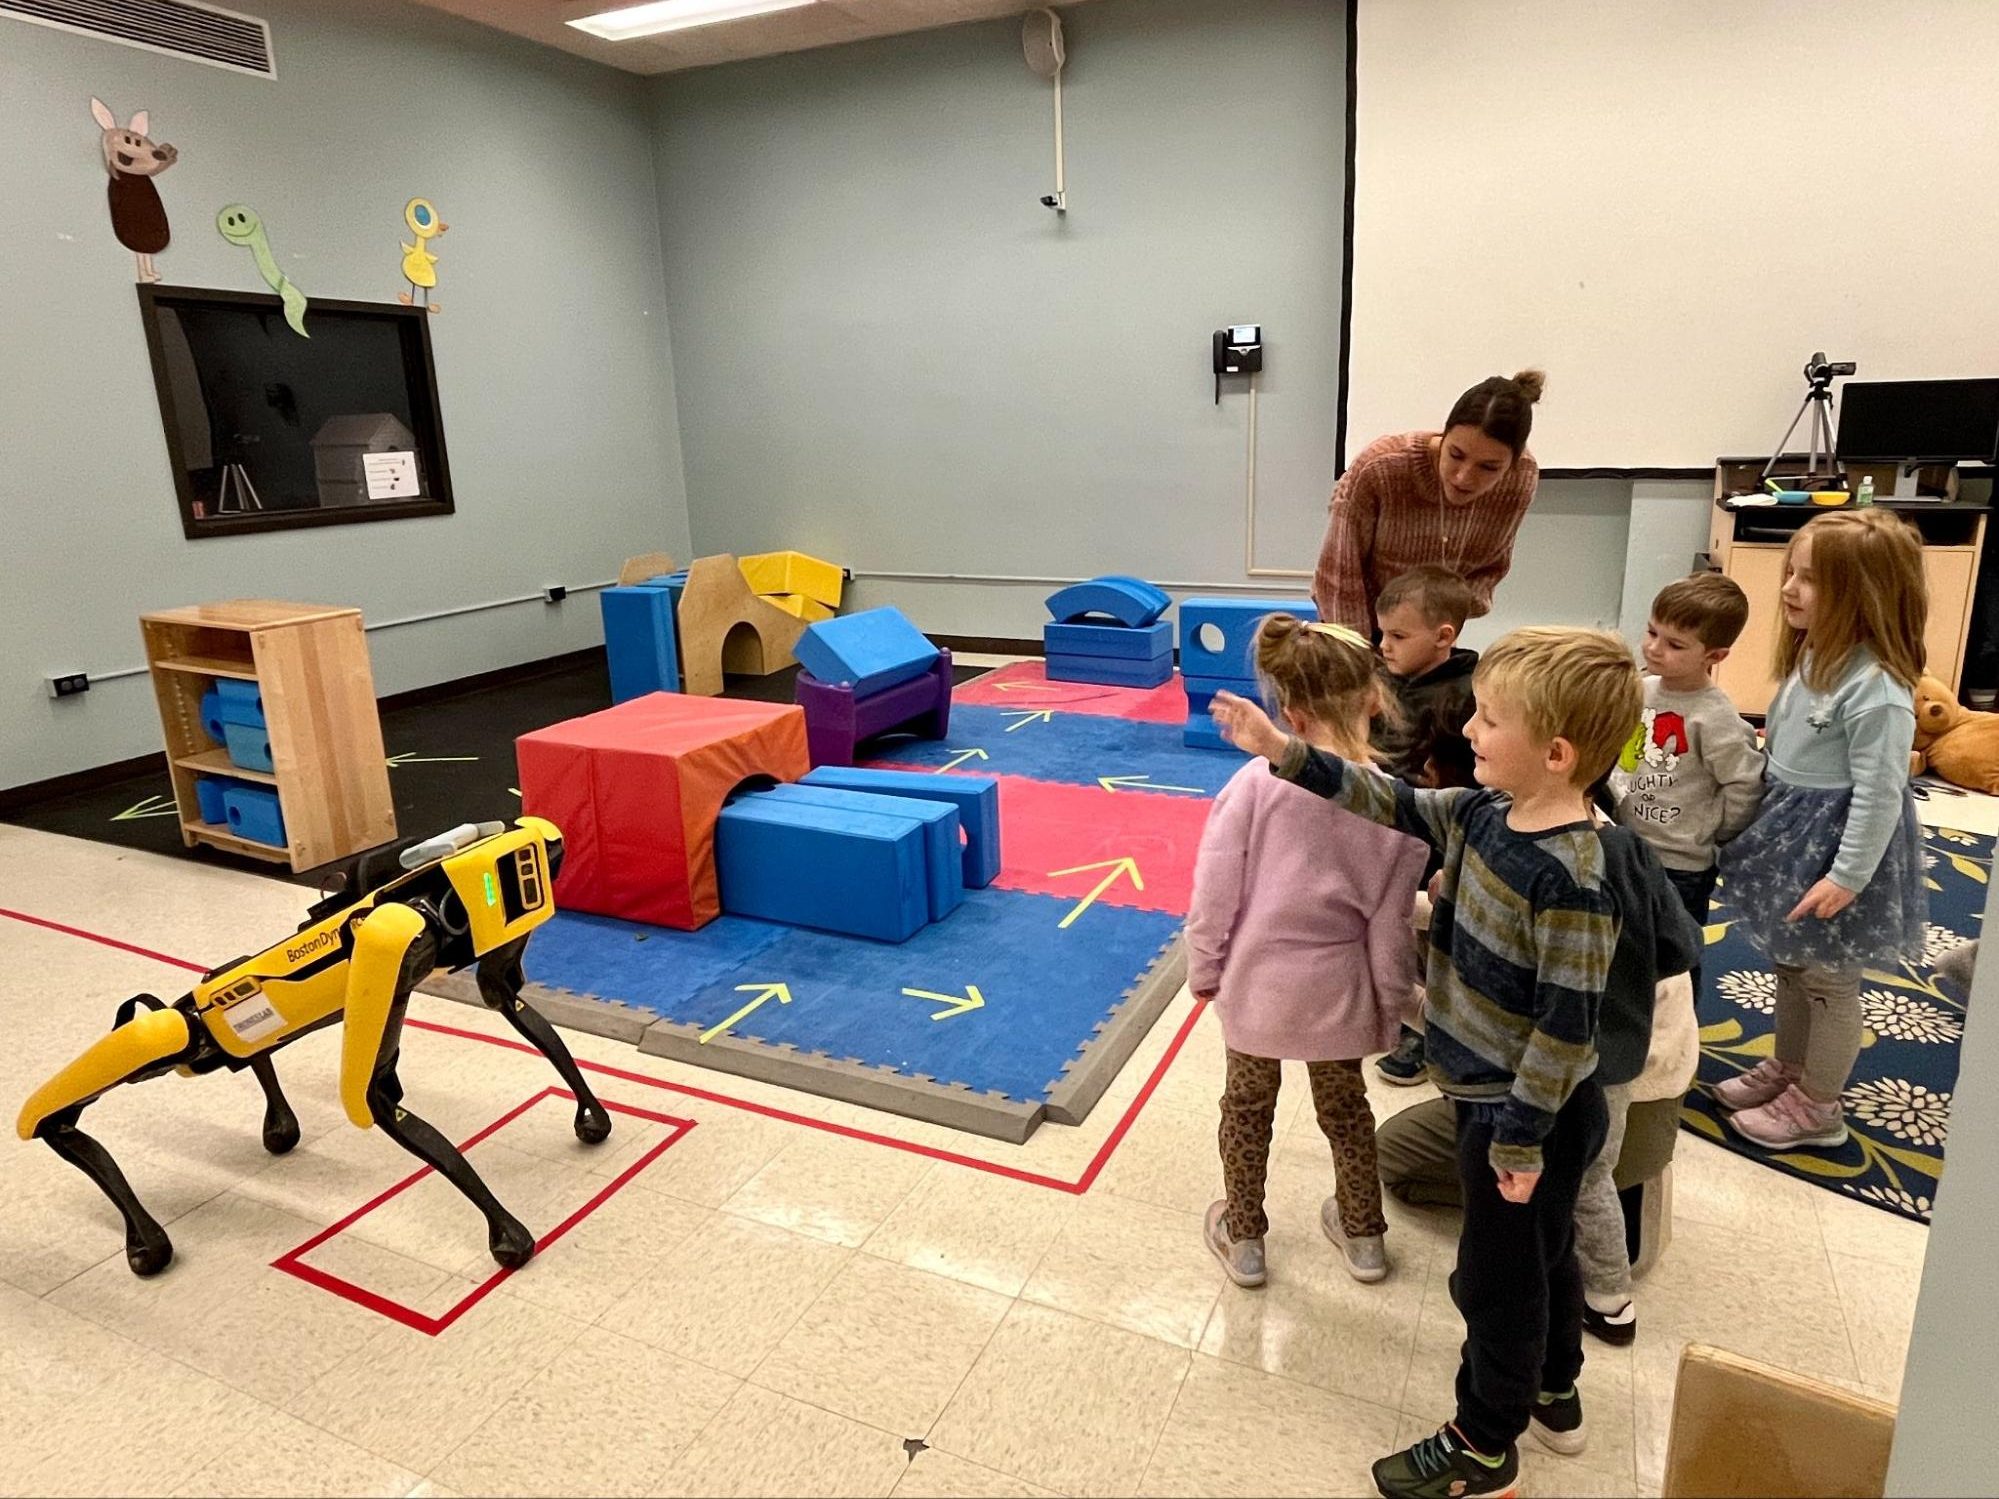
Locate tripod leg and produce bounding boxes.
[41,1108,174,1276]
[476,941,612,1146]
[366,1072,536,1269]
[249,1055,301,1155]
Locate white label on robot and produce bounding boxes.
[362,451,420,500]
[222,996,285,1044]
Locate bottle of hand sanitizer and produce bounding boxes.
[1857,474,1875,506]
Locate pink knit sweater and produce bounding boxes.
[1312,432,1540,634]
[1186,759,1427,1062]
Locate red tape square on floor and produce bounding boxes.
[272,1088,693,1336]
[988,773,1211,915]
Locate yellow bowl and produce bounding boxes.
[1811,490,1852,507]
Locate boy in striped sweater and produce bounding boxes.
[1213,627,1643,1499]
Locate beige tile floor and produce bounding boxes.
[0,821,1934,1497]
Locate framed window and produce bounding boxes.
[137,284,454,539]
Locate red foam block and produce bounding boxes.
[517,693,809,930]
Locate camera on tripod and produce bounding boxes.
[1804,352,1857,387]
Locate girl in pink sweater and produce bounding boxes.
[1190,616,1428,1288]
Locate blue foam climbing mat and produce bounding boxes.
[867,705,1241,794]
[521,888,1183,1105]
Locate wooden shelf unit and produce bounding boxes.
[1705,459,1988,716]
[140,600,397,872]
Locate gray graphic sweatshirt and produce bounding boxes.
[1610,678,1766,872]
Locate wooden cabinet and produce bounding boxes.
[140,600,397,871]
[1704,470,1988,715]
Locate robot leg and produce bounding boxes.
[475,938,611,1145]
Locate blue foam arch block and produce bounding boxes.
[1046,652,1175,688]
[1044,579,1168,629]
[793,607,940,696]
[717,795,930,942]
[759,783,964,922]
[1178,597,1316,680]
[1042,620,1173,662]
[801,766,1001,888]
[1098,575,1173,615]
[600,585,682,702]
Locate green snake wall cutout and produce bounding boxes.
[216,204,309,338]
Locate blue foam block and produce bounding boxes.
[1042,620,1172,661]
[200,685,265,740]
[802,766,1002,888]
[1182,675,1259,717]
[221,784,286,846]
[1044,578,1168,629]
[221,720,273,774]
[793,607,940,696]
[1099,575,1173,614]
[759,783,964,922]
[1183,718,1248,753]
[600,585,682,702]
[716,796,929,942]
[194,776,228,824]
[1045,652,1175,688]
[1179,596,1316,680]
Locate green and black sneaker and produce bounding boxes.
[1371,1424,1518,1499]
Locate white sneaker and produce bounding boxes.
[1205,1200,1266,1288]
[1320,1198,1388,1283]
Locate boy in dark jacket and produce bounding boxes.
[1371,566,1480,1084]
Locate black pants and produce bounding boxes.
[1664,865,1719,1000]
[1451,1077,1608,1454]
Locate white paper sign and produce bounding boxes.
[362,450,421,500]
[220,994,286,1044]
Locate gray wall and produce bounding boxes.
[1887,887,1999,1494]
[650,0,1349,631]
[0,0,689,790]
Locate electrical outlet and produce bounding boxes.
[46,673,89,699]
[543,585,567,604]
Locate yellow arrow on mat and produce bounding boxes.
[699,982,792,1045]
[1098,775,1204,795]
[937,748,990,774]
[992,681,1060,694]
[1048,857,1144,930]
[1002,710,1056,733]
[112,794,180,822]
[900,985,986,1021]
[386,752,481,767]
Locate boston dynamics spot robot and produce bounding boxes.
[16,818,610,1277]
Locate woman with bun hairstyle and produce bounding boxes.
[1314,371,1548,635]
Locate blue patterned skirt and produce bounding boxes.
[1718,780,1927,971]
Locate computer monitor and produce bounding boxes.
[1836,378,1999,466]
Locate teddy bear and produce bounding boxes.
[1909,674,1999,794]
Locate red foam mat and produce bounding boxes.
[955,660,1189,724]
[984,772,1211,915]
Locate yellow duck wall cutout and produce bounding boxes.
[399,196,447,311]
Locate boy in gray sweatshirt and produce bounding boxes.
[1611,573,1766,949]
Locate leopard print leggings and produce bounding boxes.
[1219,1050,1385,1242]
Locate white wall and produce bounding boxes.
[0,0,690,791]
[650,0,1351,637]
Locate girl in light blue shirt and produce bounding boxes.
[1713,511,1928,1151]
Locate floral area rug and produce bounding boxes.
[1683,825,1986,1223]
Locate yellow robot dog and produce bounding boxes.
[17,818,611,1277]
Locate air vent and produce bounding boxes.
[2,0,274,77]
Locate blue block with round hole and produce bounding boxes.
[793,607,939,696]
[201,683,265,740]
[801,766,1001,888]
[221,784,286,847]
[716,795,929,942]
[759,783,962,922]
[1178,597,1317,681]
[221,720,273,774]
[1044,578,1168,629]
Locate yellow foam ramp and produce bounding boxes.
[739,551,843,610]
[765,593,836,622]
